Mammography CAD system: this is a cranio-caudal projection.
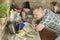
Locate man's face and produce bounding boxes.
[33,8,44,20]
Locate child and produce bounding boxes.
[32,6,60,40]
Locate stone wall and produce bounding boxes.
[13,0,60,9]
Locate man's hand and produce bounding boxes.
[35,24,45,31]
[32,19,45,31]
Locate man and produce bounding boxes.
[32,6,60,40]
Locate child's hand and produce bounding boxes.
[35,24,45,31]
[32,19,37,28]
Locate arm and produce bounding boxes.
[22,11,26,21]
[35,24,45,31]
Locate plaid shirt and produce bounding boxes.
[40,9,60,35]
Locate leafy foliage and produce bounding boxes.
[0,2,9,18]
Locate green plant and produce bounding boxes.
[0,2,9,18]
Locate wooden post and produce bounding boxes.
[0,0,10,40]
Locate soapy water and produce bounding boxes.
[8,22,40,40]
